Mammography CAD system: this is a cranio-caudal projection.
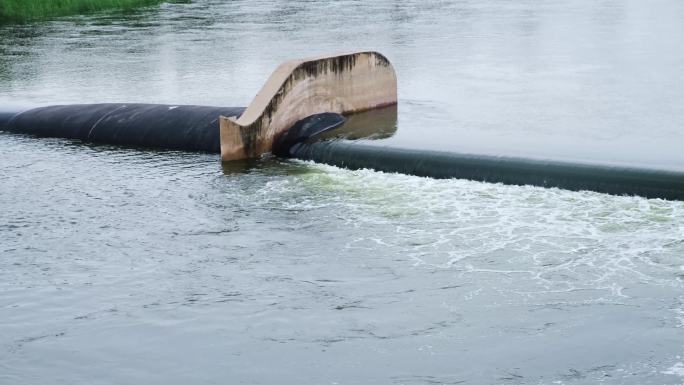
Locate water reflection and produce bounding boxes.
[220,157,264,176]
[318,105,398,141]
[220,155,314,177]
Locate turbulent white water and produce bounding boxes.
[1,135,682,384]
[1,0,684,384]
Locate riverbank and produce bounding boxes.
[0,0,172,23]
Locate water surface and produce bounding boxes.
[1,1,684,384]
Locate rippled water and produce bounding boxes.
[2,0,684,169]
[1,1,684,384]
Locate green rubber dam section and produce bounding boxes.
[288,139,684,201]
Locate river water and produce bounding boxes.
[1,1,683,384]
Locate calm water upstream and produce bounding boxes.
[1,1,684,384]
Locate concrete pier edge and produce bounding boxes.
[219,51,398,161]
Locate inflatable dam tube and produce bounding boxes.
[0,111,23,130]
[2,104,246,153]
[272,113,346,158]
[291,141,684,201]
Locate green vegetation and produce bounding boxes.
[0,0,175,23]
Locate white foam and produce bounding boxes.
[287,161,684,304]
[662,362,684,377]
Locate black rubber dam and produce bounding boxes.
[1,103,683,201]
[288,141,684,201]
[0,104,245,153]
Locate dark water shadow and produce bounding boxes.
[317,105,398,142]
[220,155,318,178]
[220,157,265,175]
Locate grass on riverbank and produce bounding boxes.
[0,0,174,23]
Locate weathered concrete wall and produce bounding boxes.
[219,51,397,161]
